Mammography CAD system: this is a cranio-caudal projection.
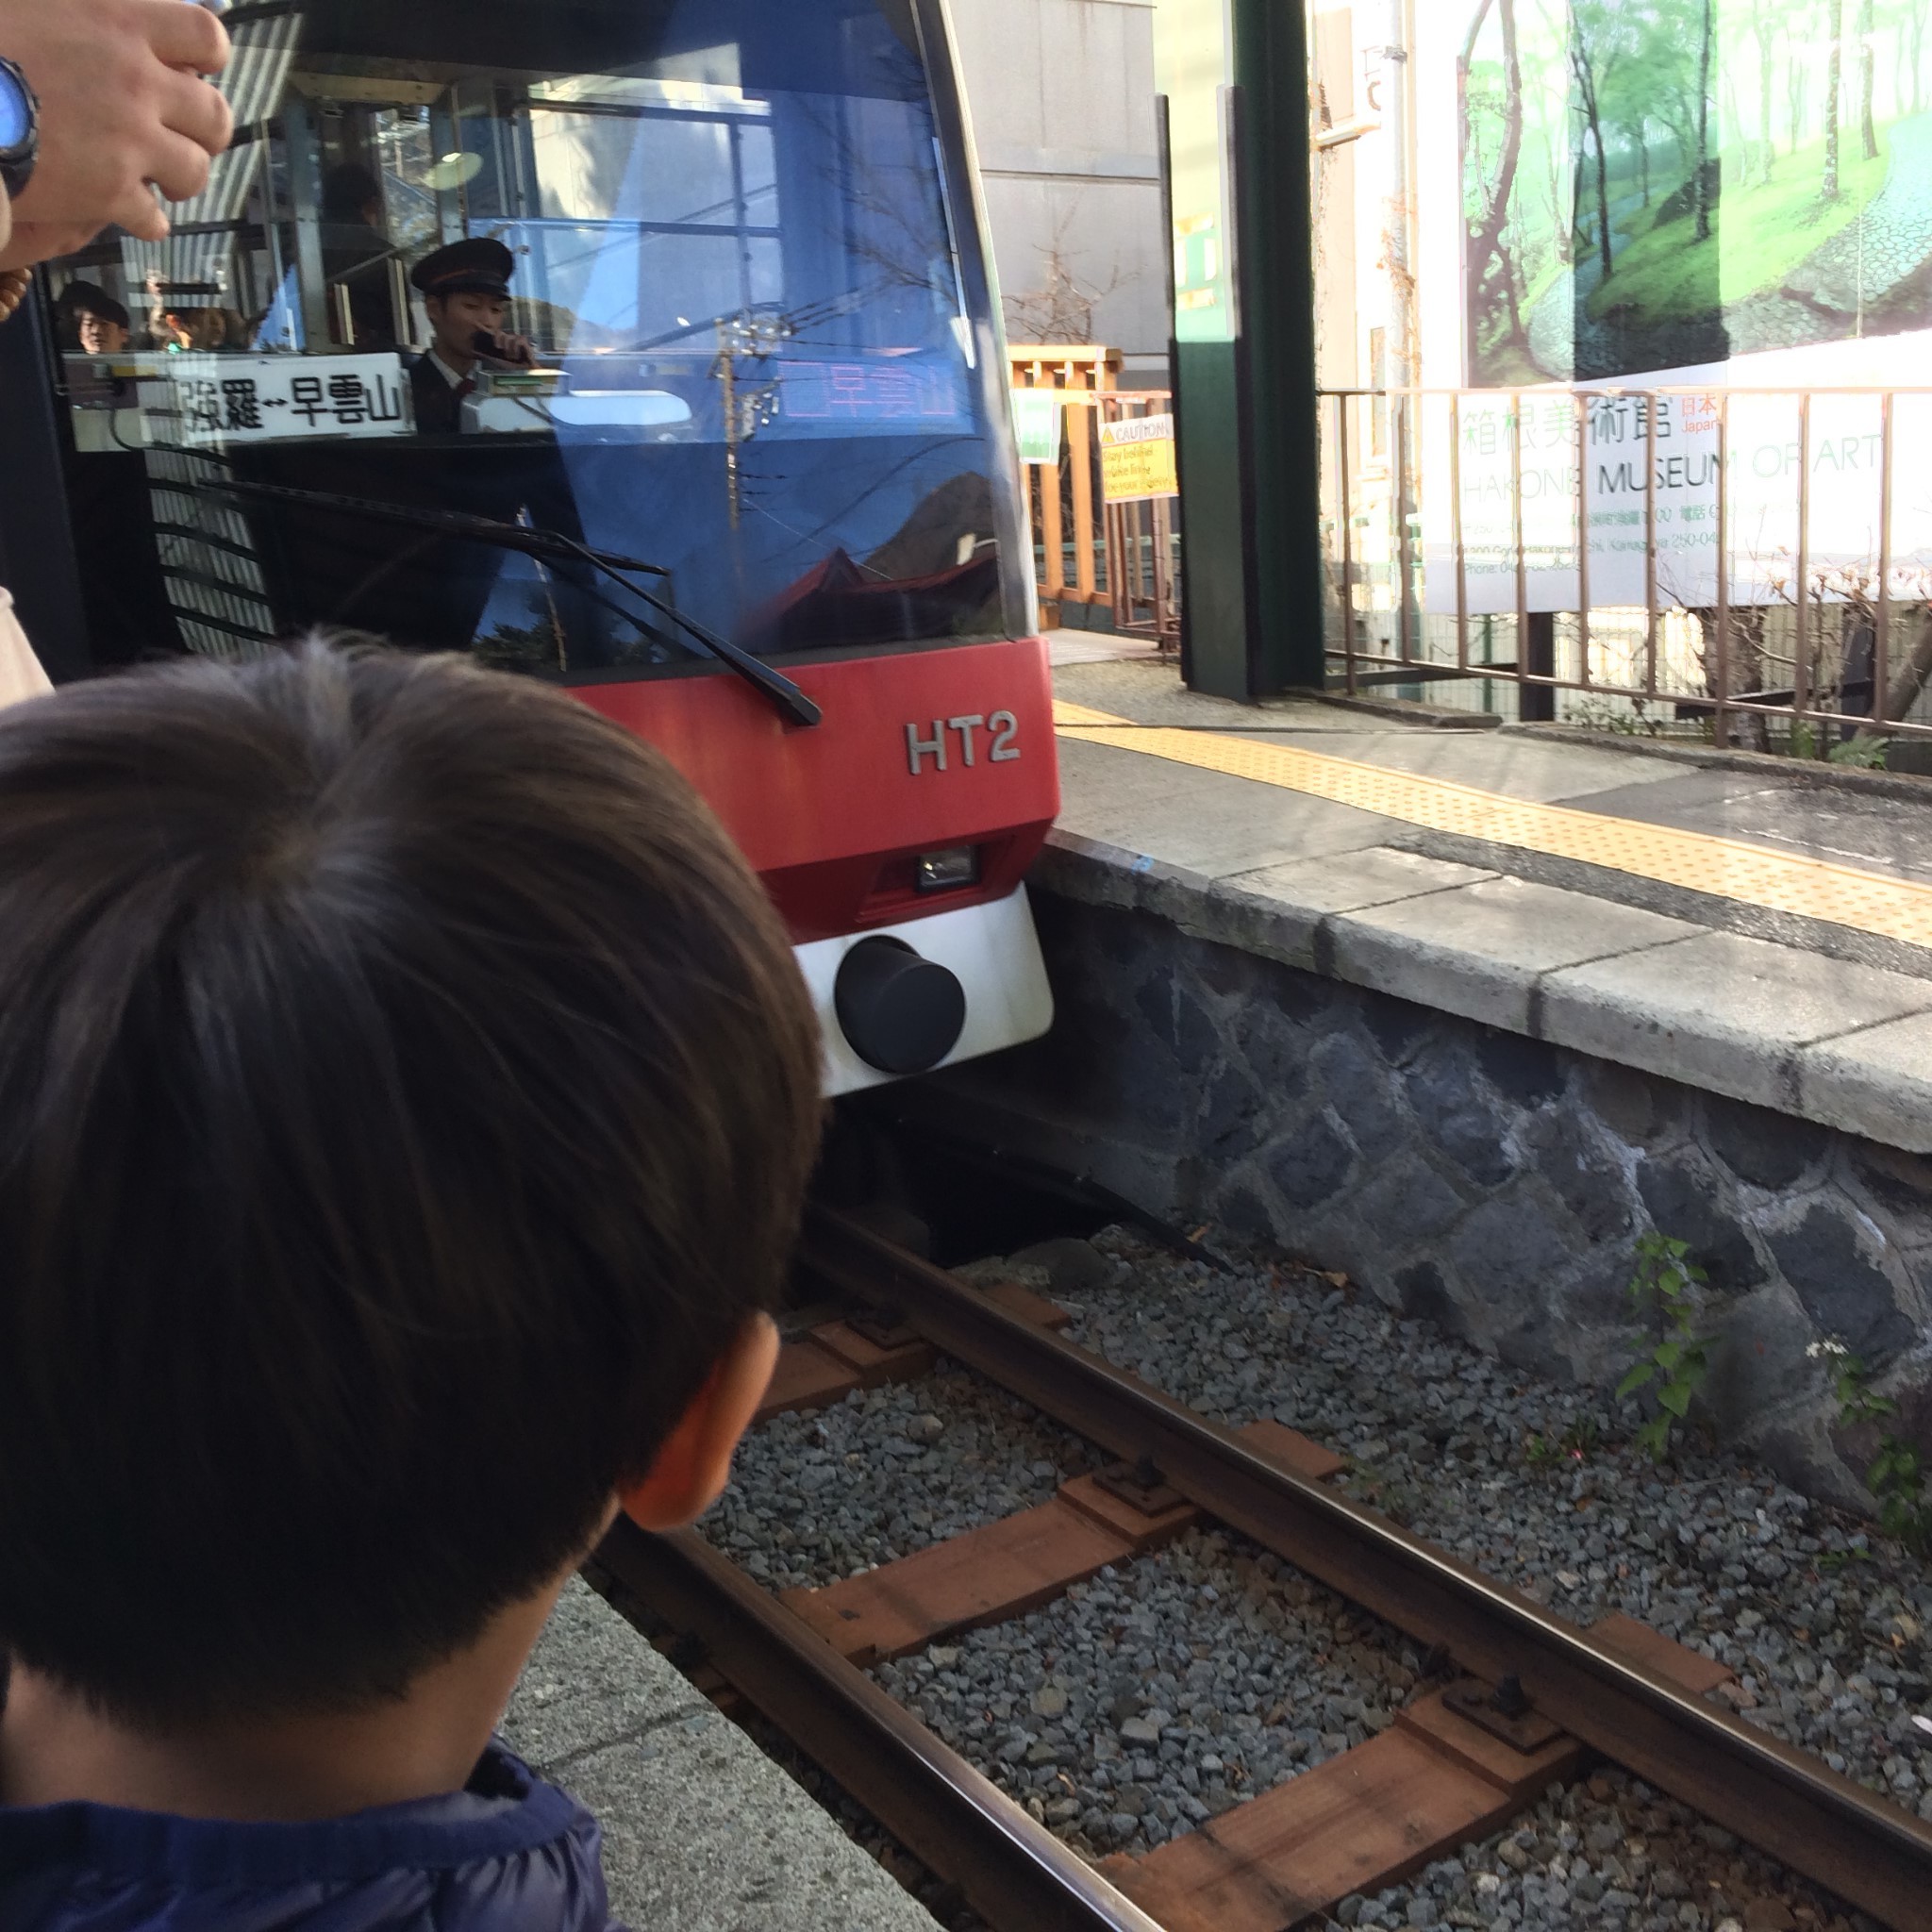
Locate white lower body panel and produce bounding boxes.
[796,886,1056,1098]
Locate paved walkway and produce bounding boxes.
[501,1580,941,1932]
[1785,111,1932,314]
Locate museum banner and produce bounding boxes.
[1414,1,1932,614]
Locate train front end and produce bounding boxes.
[15,0,1056,1094]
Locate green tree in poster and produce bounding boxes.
[1824,0,1843,199]
[1860,0,1879,159]
[1788,12,1810,156]
[1570,0,1624,281]
[1743,0,1783,179]
[1695,0,1716,239]
[1460,0,1524,354]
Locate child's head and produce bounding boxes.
[0,641,821,1733]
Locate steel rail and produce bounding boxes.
[594,1519,1164,1932]
[802,1205,1932,1932]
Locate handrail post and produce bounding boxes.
[1795,392,1812,744]
[1643,391,1658,701]
[1715,393,1731,750]
[1513,391,1529,716]
[1451,392,1469,675]
[1575,392,1591,688]
[1394,390,1414,664]
[1337,392,1357,694]
[1876,391,1894,732]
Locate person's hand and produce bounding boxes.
[477,329,539,371]
[0,0,234,271]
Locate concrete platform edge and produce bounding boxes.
[1036,832,1932,1158]
[502,1579,943,1932]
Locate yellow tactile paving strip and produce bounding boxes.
[1053,699,1932,950]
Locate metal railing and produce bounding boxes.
[1321,386,1932,750]
[1012,347,1181,651]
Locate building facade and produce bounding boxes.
[952,0,1169,378]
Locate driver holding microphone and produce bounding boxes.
[408,238,540,435]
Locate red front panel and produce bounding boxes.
[572,636,1060,942]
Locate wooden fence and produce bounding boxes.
[1010,345,1181,652]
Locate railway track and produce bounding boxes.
[591,1206,1932,1932]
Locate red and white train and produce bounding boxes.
[11,0,1057,1092]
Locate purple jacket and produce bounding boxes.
[0,1743,625,1930]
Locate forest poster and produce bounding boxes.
[1435,0,1932,389]
[1414,1,1932,612]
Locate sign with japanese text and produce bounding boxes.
[772,356,968,431]
[1422,388,1932,615]
[1099,414,1178,504]
[158,354,409,445]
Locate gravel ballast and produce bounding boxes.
[692,1226,1931,1929]
[1352,1767,1860,1932]
[874,1525,1415,1858]
[1024,1228,1932,1821]
[705,1366,1093,1592]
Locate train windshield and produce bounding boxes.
[45,0,1020,679]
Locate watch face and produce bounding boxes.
[0,70,27,155]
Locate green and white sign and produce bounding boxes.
[1010,389,1063,466]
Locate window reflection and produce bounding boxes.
[47,1,1012,675]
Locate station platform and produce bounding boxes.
[501,1578,941,1932]
[1048,656,1932,1156]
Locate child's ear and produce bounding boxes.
[620,1315,780,1531]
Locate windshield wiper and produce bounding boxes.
[203,478,823,729]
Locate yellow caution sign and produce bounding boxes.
[1098,413,1178,504]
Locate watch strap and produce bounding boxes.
[0,56,40,204]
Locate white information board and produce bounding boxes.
[157,354,411,446]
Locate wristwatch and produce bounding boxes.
[0,57,40,205]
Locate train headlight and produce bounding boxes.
[915,846,979,893]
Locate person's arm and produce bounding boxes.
[0,0,233,272]
[0,588,52,709]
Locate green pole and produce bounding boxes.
[1177,0,1325,699]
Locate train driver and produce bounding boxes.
[408,238,540,435]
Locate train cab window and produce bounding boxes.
[42,0,1020,677]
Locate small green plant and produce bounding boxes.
[1813,1339,1932,1555]
[1524,1418,1601,1467]
[1617,1234,1715,1461]
[1570,695,1662,739]
[1827,735,1891,771]
[1816,1546,1874,1574]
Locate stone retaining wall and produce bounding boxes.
[927,866,1932,1507]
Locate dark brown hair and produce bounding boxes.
[0,641,821,1728]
